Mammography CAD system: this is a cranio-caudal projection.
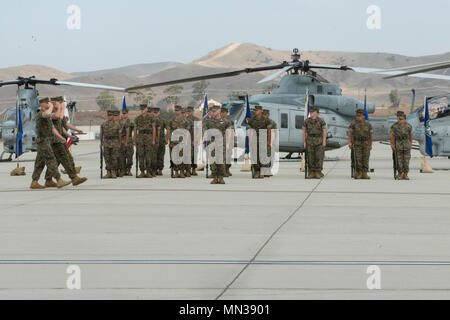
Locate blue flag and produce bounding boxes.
[424,97,433,158]
[245,95,252,154]
[202,95,208,148]
[364,93,370,121]
[122,95,127,111]
[15,100,23,159]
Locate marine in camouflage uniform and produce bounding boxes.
[118,109,135,176]
[44,97,87,187]
[30,98,71,189]
[100,110,122,179]
[204,105,227,184]
[348,109,373,179]
[133,105,156,178]
[248,105,272,179]
[302,107,327,179]
[168,105,189,178]
[147,108,159,177]
[390,111,413,180]
[187,106,200,176]
[221,107,234,177]
[263,109,277,177]
[154,107,167,176]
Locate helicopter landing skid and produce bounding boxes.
[0,152,13,162]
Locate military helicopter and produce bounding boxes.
[1,49,449,160]
[0,77,125,161]
[125,49,450,158]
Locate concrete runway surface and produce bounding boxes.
[1,141,450,299]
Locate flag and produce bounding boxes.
[244,95,252,154]
[364,93,370,121]
[304,89,310,119]
[15,100,23,159]
[202,95,208,118]
[424,96,433,158]
[122,95,127,111]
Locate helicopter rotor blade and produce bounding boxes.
[257,65,294,84]
[125,63,290,92]
[54,81,125,92]
[0,80,22,87]
[308,63,354,71]
[350,67,450,81]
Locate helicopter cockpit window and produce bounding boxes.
[317,86,323,94]
[281,113,288,128]
[418,96,450,122]
[295,115,304,129]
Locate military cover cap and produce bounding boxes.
[39,97,50,104]
[139,104,148,110]
[174,105,183,111]
[397,111,405,117]
[254,105,263,111]
[356,109,365,115]
[113,110,120,116]
[107,110,115,116]
[153,107,160,112]
[50,96,64,102]
[210,105,220,111]
[181,108,187,113]
[221,107,229,113]
[310,107,319,113]
[263,109,270,115]
[122,109,128,114]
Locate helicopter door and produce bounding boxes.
[278,111,289,146]
[288,110,304,146]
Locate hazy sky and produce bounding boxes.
[0,0,449,72]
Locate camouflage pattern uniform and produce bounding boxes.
[186,112,201,175]
[148,112,158,176]
[303,117,326,175]
[44,118,77,180]
[134,113,155,176]
[119,117,135,175]
[390,122,412,175]
[204,115,228,183]
[32,111,61,181]
[155,116,167,173]
[101,119,121,175]
[223,115,234,176]
[349,119,373,174]
[248,114,272,177]
[168,116,189,176]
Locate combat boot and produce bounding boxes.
[191,168,198,176]
[223,171,230,177]
[157,169,163,176]
[145,171,152,178]
[151,170,157,177]
[56,178,71,188]
[185,170,191,178]
[226,168,232,177]
[137,171,146,178]
[110,170,117,179]
[45,179,58,188]
[179,171,186,178]
[210,176,219,184]
[218,176,225,184]
[104,171,112,179]
[355,171,363,179]
[403,172,410,180]
[127,168,133,176]
[30,180,45,189]
[75,166,82,174]
[317,171,324,178]
[117,170,124,178]
[174,170,180,178]
[71,176,88,186]
[306,171,315,179]
[256,171,264,179]
[361,171,371,180]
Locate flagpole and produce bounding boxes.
[422,96,433,173]
[15,95,20,169]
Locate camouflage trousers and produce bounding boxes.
[103,146,119,171]
[32,141,61,181]
[157,142,166,170]
[119,144,134,171]
[354,143,371,171]
[306,144,324,171]
[251,140,270,172]
[396,148,411,173]
[45,143,77,180]
[137,141,154,172]
[169,144,185,171]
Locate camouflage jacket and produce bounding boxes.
[169,117,189,145]
[204,118,229,157]
[349,120,373,145]
[51,118,65,144]
[120,119,135,141]
[303,117,326,146]
[154,117,168,142]
[134,114,155,137]
[101,120,121,148]
[390,122,412,150]
[248,116,272,137]
[36,111,55,144]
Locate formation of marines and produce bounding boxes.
[30,99,415,188]
[30,97,88,189]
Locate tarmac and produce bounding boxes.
[1,140,450,300]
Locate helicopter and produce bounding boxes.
[0,49,449,161]
[125,49,450,158]
[0,77,125,161]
